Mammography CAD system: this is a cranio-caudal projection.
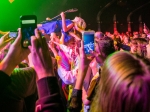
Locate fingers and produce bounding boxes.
[33,29,49,50]
[34,28,43,46]
[60,12,63,15]
[46,17,51,20]
[28,46,32,52]
[80,40,84,52]
[42,37,49,50]
[79,40,85,58]
[5,38,14,43]
[60,12,65,18]
[0,32,9,41]
[30,29,40,50]
[35,29,41,39]
[3,32,9,38]
[29,36,38,51]
[12,28,21,45]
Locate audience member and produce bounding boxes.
[130,38,148,58]
[90,51,150,112]
[83,36,115,111]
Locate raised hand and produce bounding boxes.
[60,12,65,19]
[0,32,14,50]
[28,29,55,80]
[75,40,90,89]
[0,28,30,75]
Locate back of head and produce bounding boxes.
[90,51,150,112]
[130,38,148,58]
[97,36,115,56]
[95,31,104,39]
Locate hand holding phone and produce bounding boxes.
[82,31,95,55]
[20,15,37,48]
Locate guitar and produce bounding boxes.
[40,8,78,24]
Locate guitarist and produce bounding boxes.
[37,12,86,44]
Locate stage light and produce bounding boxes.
[9,0,14,3]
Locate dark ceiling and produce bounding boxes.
[0,0,150,33]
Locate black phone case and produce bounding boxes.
[20,15,37,48]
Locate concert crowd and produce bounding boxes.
[0,11,150,112]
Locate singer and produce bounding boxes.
[37,12,86,44]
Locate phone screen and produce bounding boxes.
[82,31,95,54]
[20,16,37,48]
[9,31,18,38]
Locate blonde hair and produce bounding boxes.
[73,17,86,30]
[90,51,150,112]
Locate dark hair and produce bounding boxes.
[97,36,115,56]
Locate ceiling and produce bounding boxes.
[0,0,150,33]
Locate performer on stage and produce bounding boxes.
[38,12,86,44]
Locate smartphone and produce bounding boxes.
[82,31,95,55]
[20,15,37,48]
[9,31,18,38]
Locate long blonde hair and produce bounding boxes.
[90,51,150,112]
[73,17,86,30]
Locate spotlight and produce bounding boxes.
[9,0,14,3]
